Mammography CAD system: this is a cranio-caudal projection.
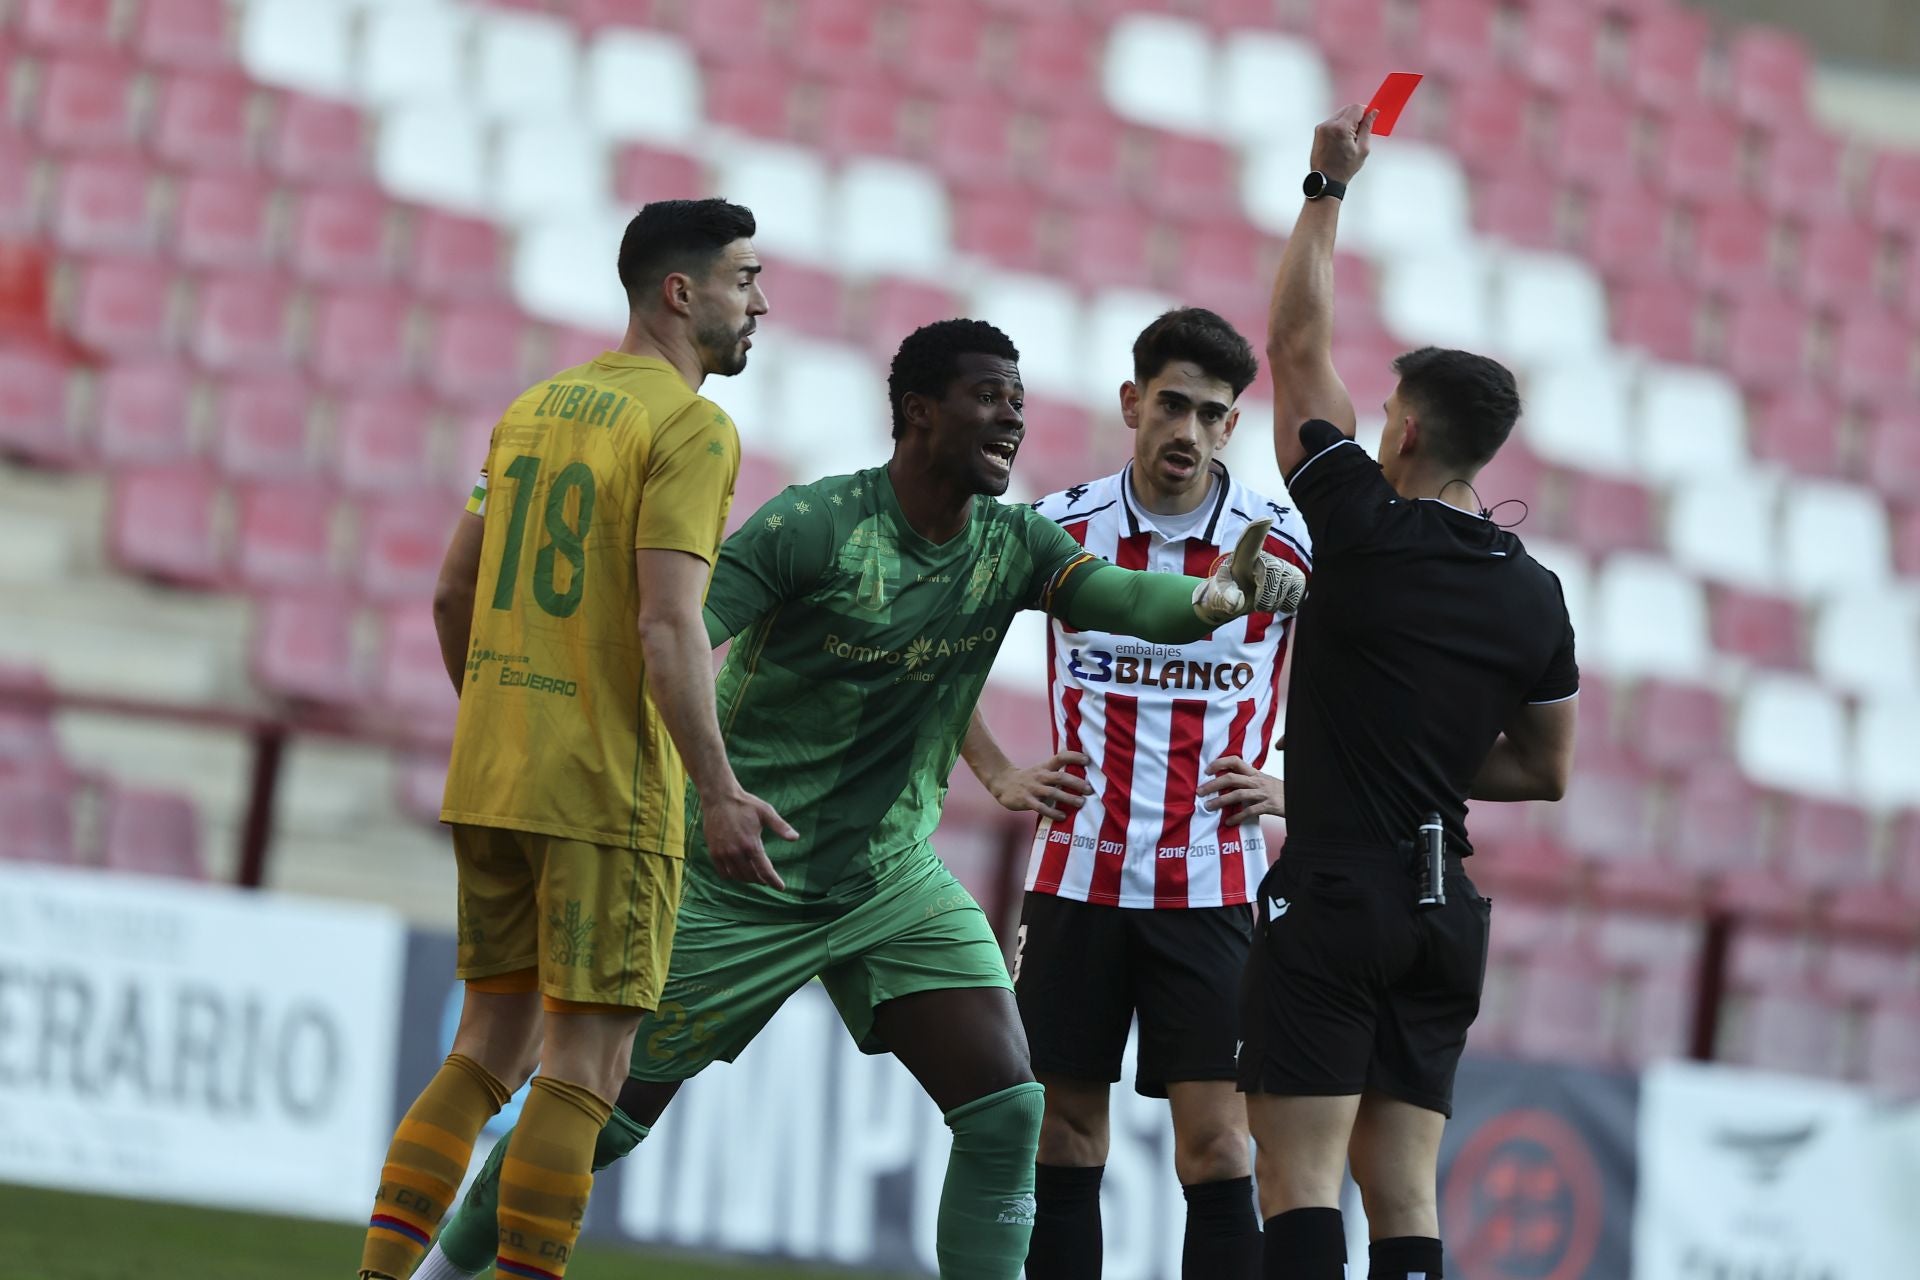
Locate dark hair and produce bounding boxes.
[616,198,757,307]
[1391,347,1522,470]
[887,319,1021,439]
[1132,307,1260,399]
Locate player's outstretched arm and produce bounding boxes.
[1054,520,1306,645]
[637,548,795,888]
[431,511,486,692]
[1269,105,1374,479]
[961,708,1091,822]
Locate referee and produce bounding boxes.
[1241,107,1578,1280]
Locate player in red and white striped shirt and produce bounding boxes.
[962,309,1310,1280]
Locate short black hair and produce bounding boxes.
[887,319,1021,439]
[1133,307,1260,399]
[1391,347,1522,470]
[616,198,757,307]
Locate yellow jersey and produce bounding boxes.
[441,352,741,854]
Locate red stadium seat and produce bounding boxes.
[755,255,844,337]
[1795,217,1879,315]
[102,786,204,879]
[896,3,989,90]
[0,772,78,864]
[1483,895,1577,958]
[1864,997,1920,1093]
[1632,680,1726,773]
[377,605,459,736]
[394,751,446,826]
[1133,134,1238,224]
[680,0,776,63]
[1757,124,1846,223]
[1549,94,1643,190]
[1031,111,1131,208]
[790,0,885,73]
[1626,7,1711,113]
[544,326,617,375]
[1519,0,1600,94]
[214,374,314,479]
[1688,201,1777,297]
[136,0,236,72]
[1474,167,1563,251]
[357,499,450,602]
[1729,26,1811,129]
[1778,797,1875,892]
[1010,395,1099,485]
[726,450,792,533]
[172,173,276,269]
[1895,506,1920,580]
[0,129,43,236]
[1620,968,1694,1065]
[921,95,1020,188]
[312,289,414,389]
[860,278,963,362]
[268,94,369,186]
[34,56,141,152]
[1821,941,1917,1001]
[1169,219,1270,310]
[1861,409,1920,500]
[1657,110,1744,208]
[1709,587,1804,669]
[1471,437,1548,514]
[1668,765,1768,878]
[429,304,532,406]
[952,185,1047,272]
[1867,151,1920,236]
[1413,0,1500,81]
[1060,206,1157,291]
[1560,470,1657,553]
[1747,388,1844,477]
[234,480,336,589]
[109,463,225,584]
[1717,292,1812,394]
[1610,278,1698,361]
[71,257,176,356]
[1580,187,1671,283]
[291,188,393,284]
[251,591,362,704]
[1557,765,1659,864]
[703,61,795,140]
[1728,928,1811,989]
[1440,74,1534,178]
[93,358,196,465]
[1310,0,1389,56]
[1510,952,1616,1065]
[152,73,255,171]
[572,0,666,32]
[444,404,499,492]
[52,155,159,254]
[333,391,438,494]
[192,270,297,372]
[1736,987,1850,1079]
[1002,13,1101,111]
[1593,910,1701,972]
[1830,309,1916,407]
[813,79,909,159]
[20,0,121,53]
[610,143,703,208]
[0,343,77,463]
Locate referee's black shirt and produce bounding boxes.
[1280,419,1579,853]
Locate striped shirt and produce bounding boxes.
[1023,462,1312,908]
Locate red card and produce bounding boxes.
[1366,72,1423,136]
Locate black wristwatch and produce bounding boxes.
[1303,171,1347,201]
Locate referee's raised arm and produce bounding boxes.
[1266,104,1376,479]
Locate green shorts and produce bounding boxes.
[629,859,1010,1081]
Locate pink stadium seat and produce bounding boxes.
[0,240,50,342]
[1032,111,1130,208]
[1710,587,1804,669]
[1413,0,1500,81]
[1737,987,1850,1079]
[1669,765,1767,878]
[861,278,963,362]
[1560,471,1656,553]
[1778,797,1875,892]
[923,95,1020,188]
[1610,279,1698,361]
[334,391,437,495]
[0,696,56,770]
[1620,968,1694,1065]
[704,62,794,140]
[109,463,225,584]
[897,3,989,88]
[214,375,314,480]
[0,129,42,237]
[1748,388,1844,478]
[152,72,255,171]
[1863,997,1920,1092]
[1728,26,1811,129]
[952,185,1047,272]
[378,606,459,735]
[395,751,447,826]
[1860,409,1920,500]
[1758,124,1846,223]
[1061,206,1157,291]
[544,326,617,374]
[1310,0,1389,56]
[1626,7,1711,112]
[71,257,176,356]
[1729,928,1812,988]
[444,404,499,492]
[172,173,276,269]
[756,256,843,337]
[1831,310,1916,407]
[93,358,196,465]
[52,155,159,254]
[234,480,336,589]
[1133,135,1236,223]
[1511,952,1616,1065]
[1170,220,1268,309]
[1441,74,1533,178]
[136,0,236,72]
[1689,201,1776,296]
[1822,941,1916,1001]
[1795,217,1879,314]
[1867,151,1920,236]
[790,0,885,73]
[1895,507,1920,580]
[611,144,703,209]
[1003,13,1101,111]
[1593,910,1700,972]
[1658,111,1744,208]
[681,0,776,63]
[1558,765,1659,864]
[35,56,141,152]
[1550,94,1642,190]
[1632,680,1726,773]
[251,591,361,704]
[1474,167,1563,250]
[291,188,392,284]
[1011,395,1099,485]
[358,500,451,602]
[268,94,369,186]
[814,79,909,159]
[20,0,121,53]
[0,773,78,863]
[1717,292,1812,393]
[0,343,76,463]
[1471,437,1547,514]
[429,304,531,405]
[101,786,204,879]
[192,270,297,372]
[312,288,414,389]
[1482,894,1576,958]
[1519,0,1600,94]
[726,451,792,533]
[572,0,663,32]
[1580,187,1671,282]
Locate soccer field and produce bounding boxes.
[0,1184,906,1280]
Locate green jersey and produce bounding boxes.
[693,465,1097,920]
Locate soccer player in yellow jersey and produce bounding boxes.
[357,198,790,1280]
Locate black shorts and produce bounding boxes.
[1014,890,1255,1098]
[1237,843,1491,1117]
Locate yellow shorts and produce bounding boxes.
[451,824,684,1010]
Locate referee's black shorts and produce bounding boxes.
[1237,841,1491,1117]
[1015,890,1254,1098]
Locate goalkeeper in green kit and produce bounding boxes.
[416,319,1302,1280]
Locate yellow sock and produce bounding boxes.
[494,1076,613,1280]
[360,1053,512,1280]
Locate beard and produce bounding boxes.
[696,315,750,377]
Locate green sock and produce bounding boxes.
[938,1082,1045,1280]
[437,1106,650,1274]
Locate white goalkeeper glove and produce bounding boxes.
[1191,518,1307,626]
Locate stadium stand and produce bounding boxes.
[0,0,1915,1088]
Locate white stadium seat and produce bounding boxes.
[1594,552,1709,678]
[358,6,472,106]
[494,123,608,223]
[713,142,830,263]
[1490,250,1610,363]
[831,160,952,278]
[1666,470,1780,591]
[1378,249,1495,350]
[586,31,704,144]
[474,11,579,123]
[1521,358,1638,475]
[1635,364,1748,482]
[702,338,781,453]
[1780,480,1891,599]
[1079,288,1178,404]
[1104,16,1217,135]
[1811,590,1920,698]
[1854,695,1920,807]
[1736,673,1851,798]
[967,274,1086,401]
[1340,144,1473,257]
[512,214,629,331]
[376,104,489,211]
[772,340,891,476]
[240,0,355,96]
[1217,33,1330,148]
[1525,540,1601,667]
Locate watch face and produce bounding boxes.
[1303,171,1326,198]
